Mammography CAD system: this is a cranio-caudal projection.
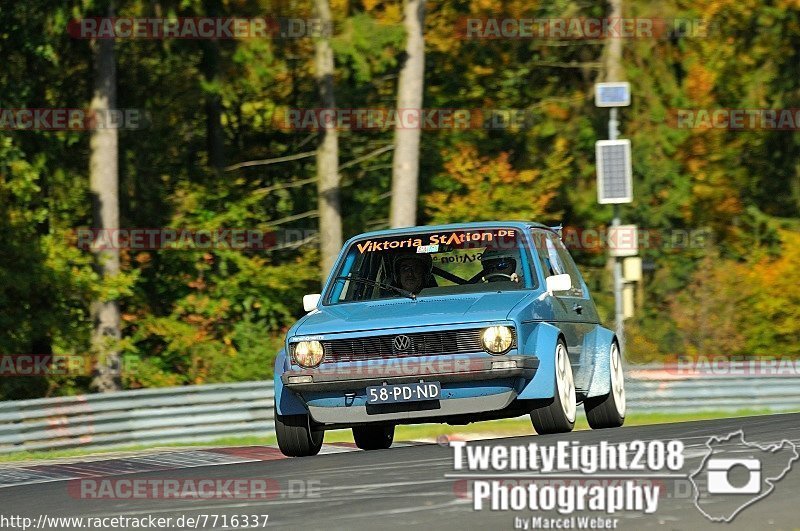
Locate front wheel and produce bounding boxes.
[584,342,626,429]
[530,339,576,435]
[275,407,324,457]
[353,425,394,450]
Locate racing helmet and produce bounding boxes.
[480,248,519,278]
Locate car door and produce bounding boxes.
[531,230,575,347]
[533,230,596,392]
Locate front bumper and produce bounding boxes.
[307,389,518,424]
[281,354,538,392]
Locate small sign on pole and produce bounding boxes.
[596,139,633,204]
[608,224,638,257]
[623,284,635,319]
[623,256,643,282]
[595,82,631,107]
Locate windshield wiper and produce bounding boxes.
[334,275,416,300]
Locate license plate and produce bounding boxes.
[366,382,441,405]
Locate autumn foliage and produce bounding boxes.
[425,142,565,223]
[1,0,799,398]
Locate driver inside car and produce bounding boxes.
[480,248,520,283]
[392,253,434,295]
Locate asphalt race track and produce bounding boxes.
[1,413,798,530]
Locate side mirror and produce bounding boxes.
[545,274,572,296]
[303,293,321,312]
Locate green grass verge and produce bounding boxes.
[0,409,776,464]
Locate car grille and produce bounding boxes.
[302,328,516,363]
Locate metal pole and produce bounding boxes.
[609,107,625,356]
[609,108,619,141]
[612,206,625,355]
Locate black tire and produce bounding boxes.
[530,339,576,435]
[352,425,394,450]
[275,407,324,457]
[585,342,626,429]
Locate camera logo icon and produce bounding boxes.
[690,430,798,522]
[706,458,761,494]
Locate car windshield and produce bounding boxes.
[326,227,535,304]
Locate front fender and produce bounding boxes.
[517,322,562,399]
[273,349,308,415]
[584,326,617,398]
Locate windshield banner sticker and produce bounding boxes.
[355,229,516,253]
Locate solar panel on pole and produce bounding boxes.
[596,139,632,204]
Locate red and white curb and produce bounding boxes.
[0,442,420,489]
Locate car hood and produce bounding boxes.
[291,291,535,337]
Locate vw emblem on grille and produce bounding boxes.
[392,335,411,352]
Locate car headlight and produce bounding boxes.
[482,326,513,354]
[293,341,324,368]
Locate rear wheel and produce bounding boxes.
[275,407,324,457]
[530,340,576,435]
[584,342,626,429]
[353,425,394,450]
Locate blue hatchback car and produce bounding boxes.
[274,222,625,456]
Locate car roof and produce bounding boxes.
[344,221,557,243]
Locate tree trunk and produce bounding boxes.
[201,0,224,173]
[390,0,425,228]
[604,0,623,81]
[89,2,121,392]
[202,42,225,173]
[314,0,342,282]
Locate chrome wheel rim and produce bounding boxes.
[556,343,576,423]
[610,343,626,417]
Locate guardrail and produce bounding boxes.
[0,382,274,454]
[0,364,797,454]
[626,362,800,413]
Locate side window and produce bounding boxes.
[550,235,585,298]
[544,237,566,276]
[532,230,563,280]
